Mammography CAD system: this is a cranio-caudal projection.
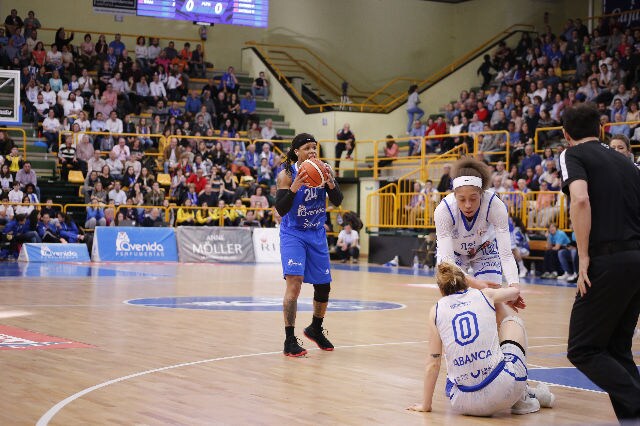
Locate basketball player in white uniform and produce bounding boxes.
[408,263,554,416]
[433,158,522,300]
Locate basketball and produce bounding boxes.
[300,158,326,187]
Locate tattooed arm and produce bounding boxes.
[408,305,442,413]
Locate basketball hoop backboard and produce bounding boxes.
[0,70,21,125]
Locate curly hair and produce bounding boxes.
[451,157,492,190]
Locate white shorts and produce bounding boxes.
[455,251,503,284]
[447,342,527,417]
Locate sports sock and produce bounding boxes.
[285,326,295,339]
[518,260,526,271]
[311,316,323,331]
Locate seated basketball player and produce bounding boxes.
[408,262,554,416]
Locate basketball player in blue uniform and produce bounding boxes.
[275,133,343,357]
[408,262,554,416]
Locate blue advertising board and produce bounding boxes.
[17,243,90,262]
[92,227,178,262]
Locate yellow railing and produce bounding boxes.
[366,190,569,233]
[2,127,27,160]
[534,126,563,153]
[247,24,535,113]
[602,120,640,141]
[38,26,202,47]
[473,130,510,168]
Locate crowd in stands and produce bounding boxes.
[0,8,293,257]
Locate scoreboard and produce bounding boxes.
[137,0,268,28]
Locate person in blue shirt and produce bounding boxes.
[541,223,570,279]
[239,91,257,131]
[37,212,64,243]
[85,198,106,229]
[3,213,41,256]
[56,212,85,244]
[218,66,238,94]
[275,133,343,357]
[108,34,125,57]
[519,144,542,175]
[184,91,202,119]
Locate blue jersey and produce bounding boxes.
[281,163,327,231]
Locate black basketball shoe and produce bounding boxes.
[283,336,307,357]
[304,326,334,351]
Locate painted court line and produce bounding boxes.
[36,340,427,425]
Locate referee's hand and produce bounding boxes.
[577,255,592,297]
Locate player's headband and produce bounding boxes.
[452,176,483,190]
[291,133,317,151]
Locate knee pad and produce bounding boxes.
[313,284,331,303]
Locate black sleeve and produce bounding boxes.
[275,189,296,216]
[559,149,587,195]
[326,181,343,206]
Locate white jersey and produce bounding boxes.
[434,191,519,284]
[435,288,503,390]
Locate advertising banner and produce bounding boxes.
[252,228,281,263]
[92,226,178,262]
[18,243,90,262]
[603,0,640,26]
[176,227,255,263]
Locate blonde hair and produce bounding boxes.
[436,262,468,296]
[451,157,492,190]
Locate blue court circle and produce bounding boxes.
[125,297,405,312]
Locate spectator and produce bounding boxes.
[519,144,542,175]
[377,135,398,170]
[335,123,355,172]
[425,116,447,152]
[8,181,23,203]
[336,223,360,263]
[541,223,570,279]
[260,118,279,143]
[15,160,37,190]
[257,157,275,186]
[239,91,258,131]
[404,181,425,226]
[252,71,269,100]
[406,84,424,133]
[4,9,23,36]
[176,198,196,225]
[219,66,238,94]
[186,167,208,193]
[108,181,127,205]
[0,164,13,196]
[198,183,218,207]
[76,134,94,175]
[250,186,268,209]
[111,136,130,163]
[436,163,452,193]
[144,182,165,206]
[85,198,106,229]
[408,119,425,156]
[3,214,41,257]
[58,136,79,181]
[163,137,183,174]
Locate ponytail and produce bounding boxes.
[436,262,468,296]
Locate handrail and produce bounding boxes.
[2,127,27,160]
[534,126,564,153]
[602,120,640,139]
[247,24,535,113]
[473,130,511,169]
[38,26,202,45]
[366,190,570,233]
[245,41,371,99]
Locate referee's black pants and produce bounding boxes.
[567,250,640,422]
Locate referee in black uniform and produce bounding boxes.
[560,104,640,423]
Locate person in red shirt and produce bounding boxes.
[186,168,208,193]
[426,116,447,152]
[476,100,489,122]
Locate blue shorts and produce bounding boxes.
[280,227,332,284]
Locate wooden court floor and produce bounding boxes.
[0,262,635,425]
